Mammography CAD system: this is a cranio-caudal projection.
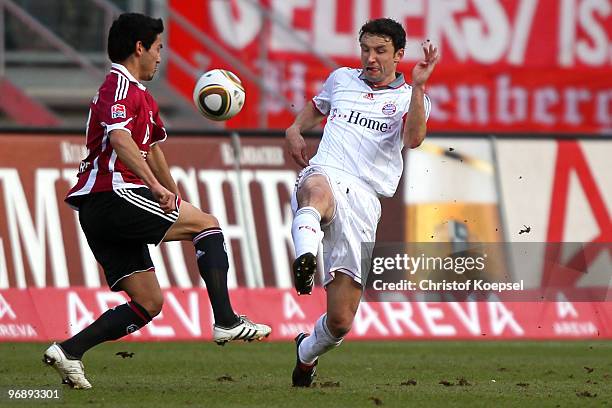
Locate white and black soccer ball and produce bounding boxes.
[192,69,245,121]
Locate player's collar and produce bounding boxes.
[110,63,147,90]
[358,71,405,90]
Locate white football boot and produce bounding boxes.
[213,315,271,345]
[43,343,92,389]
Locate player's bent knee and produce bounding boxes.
[180,212,220,238]
[207,214,220,228]
[297,185,334,220]
[133,295,163,318]
[195,213,219,231]
[299,185,330,206]
[311,188,333,208]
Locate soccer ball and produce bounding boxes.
[192,69,245,121]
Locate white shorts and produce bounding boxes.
[291,165,382,286]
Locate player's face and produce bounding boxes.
[141,34,162,81]
[359,33,403,86]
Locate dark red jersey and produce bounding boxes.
[66,63,167,208]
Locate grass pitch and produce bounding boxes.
[1,341,610,407]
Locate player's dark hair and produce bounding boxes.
[359,18,406,52]
[108,13,164,63]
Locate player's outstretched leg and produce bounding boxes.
[192,227,271,345]
[291,206,323,295]
[291,173,335,295]
[165,202,271,345]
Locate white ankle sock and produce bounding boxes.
[298,314,343,365]
[292,206,323,257]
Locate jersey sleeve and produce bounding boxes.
[312,68,341,116]
[423,93,432,121]
[96,85,137,134]
[403,88,432,121]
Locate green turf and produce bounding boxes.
[0,341,610,407]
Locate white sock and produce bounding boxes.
[298,314,343,365]
[292,206,323,257]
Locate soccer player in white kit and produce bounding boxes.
[285,18,439,386]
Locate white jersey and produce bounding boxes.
[310,67,431,197]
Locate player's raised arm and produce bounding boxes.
[285,102,326,168]
[404,40,439,148]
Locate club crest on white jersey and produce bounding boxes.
[310,67,431,197]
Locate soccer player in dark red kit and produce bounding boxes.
[43,13,270,389]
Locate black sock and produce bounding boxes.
[60,301,152,360]
[193,228,238,327]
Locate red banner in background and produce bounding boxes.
[0,134,610,291]
[167,0,612,133]
[0,132,610,342]
[1,288,611,342]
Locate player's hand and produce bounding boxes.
[151,184,176,213]
[411,40,440,87]
[285,125,309,168]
